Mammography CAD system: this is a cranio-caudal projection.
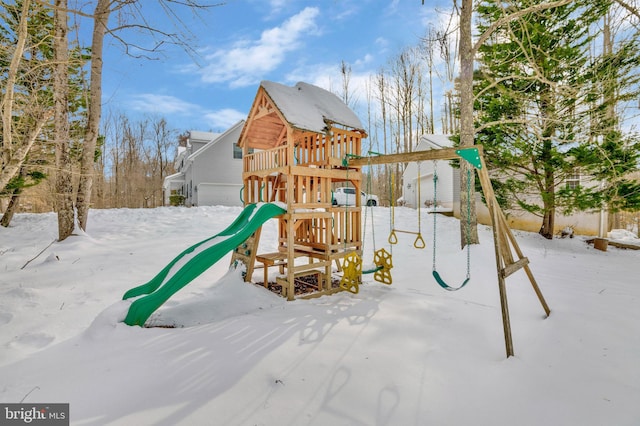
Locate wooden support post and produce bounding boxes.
[498,210,551,317]
[476,159,515,357]
[478,154,551,318]
[497,274,514,357]
[285,128,296,300]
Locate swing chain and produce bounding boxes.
[388,172,396,248]
[431,160,472,291]
[465,167,472,279]
[416,162,422,231]
[367,157,376,253]
[432,161,438,271]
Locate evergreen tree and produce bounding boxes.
[474,0,640,238]
[0,0,88,228]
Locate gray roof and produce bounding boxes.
[261,81,364,134]
[189,120,245,161]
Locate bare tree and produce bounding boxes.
[340,60,354,108]
[149,116,177,205]
[94,112,176,209]
[458,0,479,247]
[73,0,224,230]
[375,69,393,205]
[53,0,74,240]
[76,0,111,231]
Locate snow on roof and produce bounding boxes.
[416,134,454,150]
[163,172,184,182]
[261,81,364,134]
[162,172,185,190]
[189,130,219,143]
[402,134,454,182]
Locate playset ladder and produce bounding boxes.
[230,227,262,282]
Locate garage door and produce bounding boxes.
[196,183,243,206]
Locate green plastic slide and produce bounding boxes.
[122,203,286,326]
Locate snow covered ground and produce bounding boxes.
[1,205,639,425]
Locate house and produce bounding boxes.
[481,167,606,237]
[402,134,608,236]
[162,120,247,207]
[401,134,457,212]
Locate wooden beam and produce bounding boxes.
[345,146,484,166]
[501,257,529,278]
[254,105,276,120]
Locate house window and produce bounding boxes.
[566,169,581,189]
[233,143,253,159]
[233,143,242,159]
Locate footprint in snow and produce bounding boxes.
[0,311,12,325]
[8,332,55,349]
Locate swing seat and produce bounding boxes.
[363,265,383,274]
[340,253,362,294]
[432,270,470,292]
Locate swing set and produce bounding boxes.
[343,146,550,358]
[386,159,472,291]
[234,81,547,358]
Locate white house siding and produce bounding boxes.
[402,135,455,210]
[403,134,604,236]
[191,133,243,187]
[182,121,245,207]
[184,167,194,205]
[475,199,603,236]
[162,173,184,205]
[196,183,243,207]
[470,169,604,236]
[403,165,454,209]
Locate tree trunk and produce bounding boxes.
[0,167,26,227]
[539,141,556,239]
[54,0,74,241]
[1,190,21,228]
[76,0,111,231]
[1,0,38,192]
[539,206,555,239]
[458,0,479,248]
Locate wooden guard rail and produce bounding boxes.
[244,145,288,174]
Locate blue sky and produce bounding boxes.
[100,0,451,133]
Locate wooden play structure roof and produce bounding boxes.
[239,81,366,150]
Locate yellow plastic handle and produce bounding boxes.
[413,233,426,249]
[388,230,398,245]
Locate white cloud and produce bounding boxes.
[127,94,246,131]
[203,108,248,130]
[197,7,320,88]
[269,0,288,10]
[284,58,375,117]
[128,94,199,115]
[375,37,389,50]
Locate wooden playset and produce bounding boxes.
[230,81,551,357]
[232,81,375,300]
